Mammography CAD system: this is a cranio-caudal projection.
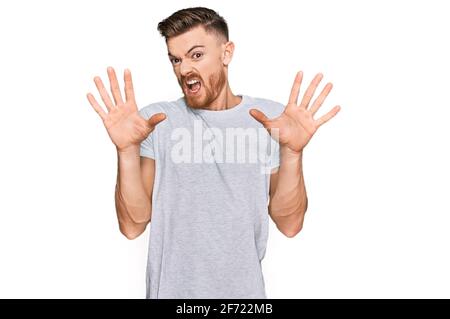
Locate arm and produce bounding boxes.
[114,147,155,239]
[268,148,308,238]
[86,66,166,240]
[250,71,340,238]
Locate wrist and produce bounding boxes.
[117,145,140,158]
[281,145,303,161]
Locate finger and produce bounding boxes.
[316,105,341,127]
[147,113,167,129]
[249,108,271,127]
[288,71,303,105]
[94,75,115,111]
[107,66,124,105]
[309,82,333,115]
[86,92,107,121]
[249,108,276,137]
[124,68,136,103]
[299,73,323,109]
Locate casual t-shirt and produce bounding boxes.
[138,94,285,298]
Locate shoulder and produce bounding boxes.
[138,97,186,119]
[246,95,285,118]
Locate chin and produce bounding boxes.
[184,92,207,109]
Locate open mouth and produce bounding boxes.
[186,79,201,95]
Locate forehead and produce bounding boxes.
[167,25,219,55]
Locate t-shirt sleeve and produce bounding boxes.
[140,132,155,159]
[138,107,156,159]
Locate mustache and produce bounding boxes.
[180,74,203,83]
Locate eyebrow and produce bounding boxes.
[168,45,205,58]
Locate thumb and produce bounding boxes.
[249,108,271,127]
[148,112,167,128]
[249,109,270,126]
[250,108,278,138]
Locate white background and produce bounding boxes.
[1,0,449,298]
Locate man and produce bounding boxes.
[86,7,340,299]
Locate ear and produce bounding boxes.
[222,41,235,66]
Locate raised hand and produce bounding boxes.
[249,71,341,154]
[86,67,166,152]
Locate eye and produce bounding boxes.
[192,52,203,59]
[171,58,180,65]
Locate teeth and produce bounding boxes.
[187,79,199,85]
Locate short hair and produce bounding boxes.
[157,7,229,43]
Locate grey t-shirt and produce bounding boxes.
[138,94,285,298]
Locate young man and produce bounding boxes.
[86,7,340,299]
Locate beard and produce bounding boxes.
[180,68,227,109]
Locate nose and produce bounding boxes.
[179,59,194,77]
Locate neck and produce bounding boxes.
[207,82,242,111]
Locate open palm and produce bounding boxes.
[86,67,166,152]
[250,71,341,153]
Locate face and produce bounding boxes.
[167,26,232,109]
